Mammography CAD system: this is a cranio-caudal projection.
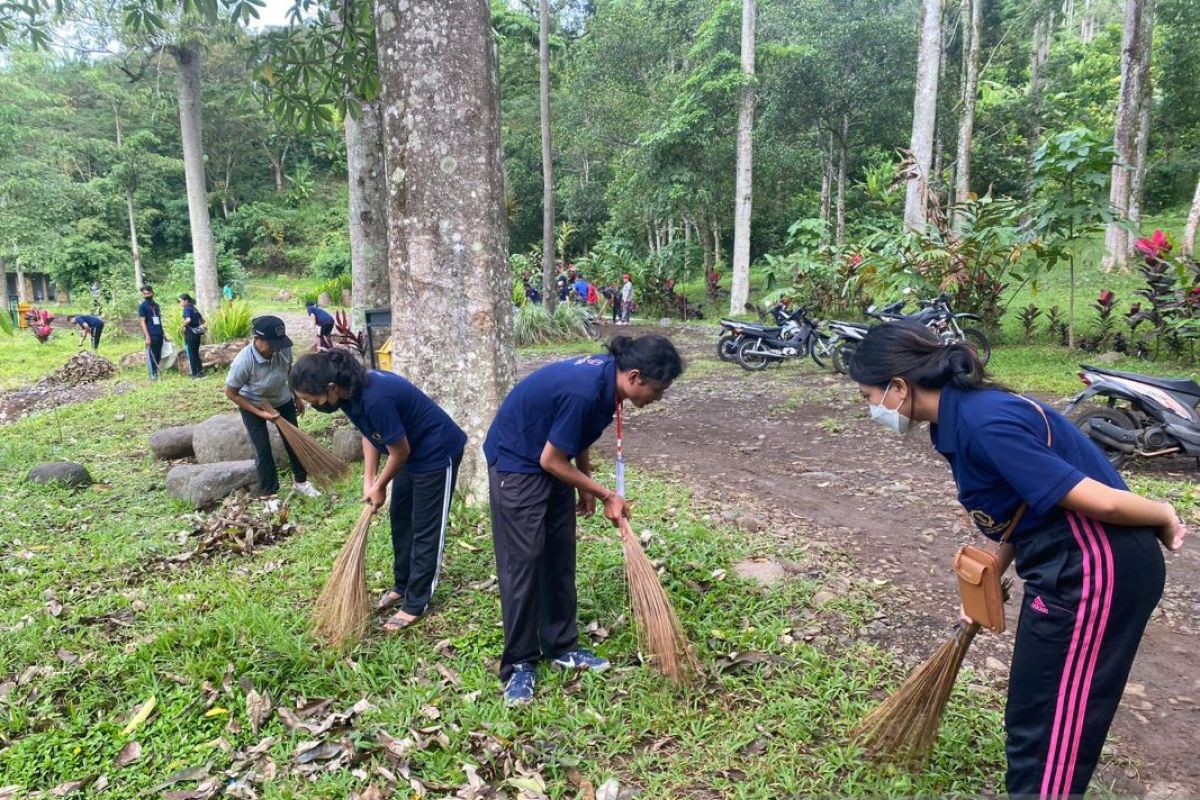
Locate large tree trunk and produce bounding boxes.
[953,0,982,231]
[1127,6,1155,242]
[538,0,557,311]
[729,0,755,315]
[1103,0,1153,271]
[0,257,8,313]
[904,0,943,231]
[345,100,391,328]
[1026,11,1054,201]
[1182,172,1200,258]
[699,212,714,273]
[836,112,849,246]
[16,260,29,303]
[1080,0,1095,42]
[374,0,516,497]
[173,44,220,315]
[712,217,723,265]
[114,111,144,291]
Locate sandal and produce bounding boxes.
[383,610,424,632]
[377,589,404,613]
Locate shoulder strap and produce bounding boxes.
[998,395,1053,543]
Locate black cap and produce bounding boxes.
[252,315,293,348]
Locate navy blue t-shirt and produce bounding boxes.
[138,299,163,336]
[931,385,1127,540]
[483,355,618,473]
[341,371,467,472]
[74,314,103,329]
[182,305,203,329]
[308,306,334,326]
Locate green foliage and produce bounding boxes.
[208,299,253,342]
[168,251,249,298]
[300,275,352,307]
[513,302,594,346]
[309,235,352,280]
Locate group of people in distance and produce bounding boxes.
[522,269,635,325]
[67,284,1189,794]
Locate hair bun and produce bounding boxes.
[607,335,632,357]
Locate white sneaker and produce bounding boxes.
[294,481,322,498]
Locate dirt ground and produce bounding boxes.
[565,322,1199,796]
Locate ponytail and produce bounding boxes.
[290,348,368,396]
[606,334,685,383]
[848,321,995,392]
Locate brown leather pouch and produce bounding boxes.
[953,544,1008,633]
[951,396,1051,635]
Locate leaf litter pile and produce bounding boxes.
[0,351,128,422]
[156,492,299,568]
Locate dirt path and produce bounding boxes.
[559,322,1200,795]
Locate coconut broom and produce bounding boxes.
[260,400,349,488]
[615,401,699,684]
[312,504,376,648]
[853,580,1012,766]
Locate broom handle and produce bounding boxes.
[615,395,625,497]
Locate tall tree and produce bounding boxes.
[172,41,220,310]
[373,0,516,494]
[729,0,755,315]
[904,0,943,230]
[1184,174,1200,258]
[538,0,557,310]
[953,0,982,229]
[345,102,390,323]
[1102,0,1154,270]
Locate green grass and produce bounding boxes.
[0,376,1015,798]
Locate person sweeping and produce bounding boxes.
[224,316,323,499]
[482,334,684,705]
[68,313,104,351]
[307,300,335,350]
[291,349,466,632]
[848,322,1186,796]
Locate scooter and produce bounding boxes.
[716,304,803,362]
[734,307,832,371]
[1067,364,1200,468]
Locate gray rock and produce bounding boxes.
[27,461,93,488]
[332,427,364,462]
[167,461,259,508]
[733,559,785,587]
[192,413,286,466]
[318,291,333,307]
[149,425,196,460]
[1098,351,1122,364]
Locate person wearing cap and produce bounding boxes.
[224,315,322,499]
[306,300,335,350]
[69,313,105,351]
[138,285,165,379]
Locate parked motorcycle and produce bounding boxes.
[717,303,803,362]
[734,307,832,371]
[868,294,991,364]
[1067,364,1200,468]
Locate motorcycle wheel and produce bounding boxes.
[809,332,832,368]
[1069,403,1137,468]
[735,338,772,371]
[961,327,991,365]
[832,342,856,375]
[717,333,738,362]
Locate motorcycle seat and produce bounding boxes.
[1084,365,1200,398]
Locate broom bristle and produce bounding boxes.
[853,622,979,766]
[312,505,375,648]
[619,518,699,684]
[261,401,350,488]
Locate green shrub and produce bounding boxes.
[514,303,594,346]
[208,300,253,343]
[168,251,248,298]
[162,302,185,348]
[552,301,593,340]
[310,236,352,280]
[301,275,352,306]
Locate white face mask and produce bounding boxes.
[869,383,912,434]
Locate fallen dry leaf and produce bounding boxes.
[246,688,272,733]
[377,731,418,760]
[93,775,109,792]
[120,696,156,736]
[152,765,212,791]
[351,786,383,800]
[162,776,221,800]
[46,599,64,617]
[434,663,462,688]
[293,740,344,764]
[595,779,621,800]
[56,649,79,664]
[50,778,90,796]
[114,741,142,768]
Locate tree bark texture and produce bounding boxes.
[1127,4,1155,240]
[712,217,723,264]
[1026,12,1053,200]
[345,99,391,328]
[374,0,516,497]
[115,111,144,291]
[1182,172,1200,259]
[538,0,557,311]
[0,257,8,313]
[819,131,832,245]
[904,0,943,230]
[1103,0,1153,271]
[953,0,982,231]
[173,44,220,315]
[836,112,849,246]
[729,0,755,315]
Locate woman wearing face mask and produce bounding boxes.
[849,322,1186,797]
[290,349,467,632]
[483,334,684,705]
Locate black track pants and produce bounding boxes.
[1005,513,1164,798]
[90,325,103,350]
[146,335,164,378]
[238,400,307,494]
[489,466,579,681]
[184,331,203,376]
[388,455,461,616]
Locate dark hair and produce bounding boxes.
[178,293,194,303]
[140,285,153,293]
[290,348,368,396]
[607,335,684,383]
[848,321,994,391]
